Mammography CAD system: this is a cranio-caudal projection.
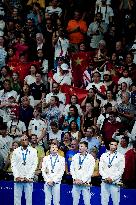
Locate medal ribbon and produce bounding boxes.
[79,154,87,168]
[50,154,59,172]
[21,147,28,165]
[108,151,117,167]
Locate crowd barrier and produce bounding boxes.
[0,181,136,205]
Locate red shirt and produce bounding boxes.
[67,20,87,44]
[103,121,122,142]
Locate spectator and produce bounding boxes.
[30,72,46,106]
[63,105,80,131]
[0,36,7,68]
[53,63,72,85]
[24,64,37,86]
[7,106,26,142]
[27,3,43,30]
[114,40,124,63]
[103,71,117,95]
[27,0,45,9]
[0,79,18,123]
[81,88,100,109]
[87,12,107,49]
[46,139,64,157]
[130,82,136,107]
[82,102,97,131]
[118,68,133,88]
[0,123,13,162]
[123,141,136,188]
[42,96,61,129]
[102,111,123,148]
[86,71,107,100]
[69,120,82,141]
[97,102,121,132]
[130,37,136,64]
[104,25,118,55]
[90,149,101,186]
[30,134,45,181]
[11,72,22,94]
[18,84,35,108]
[60,132,71,155]
[117,92,135,129]
[67,10,87,52]
[28,107,46,144]
[19,96,34,129]
[36,48,49,86]
[95,0,114,24]
[14,37,29,61]
[0,66,12,85]
[46,121,63,142]
[112,129,132,155]
[63,95,83,116]
[52,27,69,68]
[34,32,49,60]
[124,52,136,82]
[81,127,100,152]
[116,82,129,104]
[65,138,79,184]
[45,0,62,18]
[44,82,66,108]
[94,40,108,67]
[101,90,117,112]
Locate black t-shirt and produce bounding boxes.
[30,82,46,100]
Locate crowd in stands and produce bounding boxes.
[0,0,136,188]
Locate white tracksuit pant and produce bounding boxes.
[72,184,91,205]
[44,183,60,205]
[14,182,33,205]
[101,182,120,205]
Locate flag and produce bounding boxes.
[60,84,88,104]
[7,61,40,84]
[71,51,95,87]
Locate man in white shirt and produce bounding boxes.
[97,102,112,130]
[47,121,63,142]
[28,107,46,144]
[45,0,62,17]
[11,135,38,205]
[130,39,136,63]
[0,36,7,68]
[131,120,136,141]
[53,27,69,60]
[95,0,114,25]
[86,71,107,100]
[0,123,13,162]
[44,82,66,115]
[112,129,132,154]
[99,139,125,205]
[0,79,18,123]
[70,141,95,205]
[7,106,26,142]
[45,82,66,105]
[87,12,107,49]
[42,143,65,205]
[53,63,72,85]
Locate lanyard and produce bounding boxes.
[50,154,59,173]
[21,147,28,165]
[79,154,87,169]
[108,151,117,168]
